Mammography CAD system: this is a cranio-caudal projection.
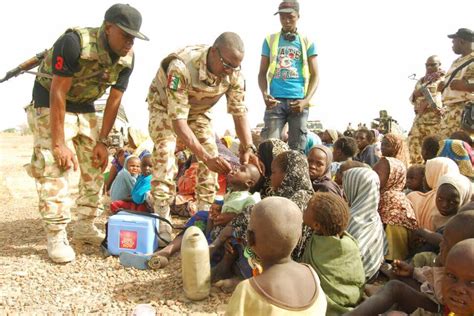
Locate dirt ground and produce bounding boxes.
[0,134,231,315]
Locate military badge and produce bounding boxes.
[167,74,181,91]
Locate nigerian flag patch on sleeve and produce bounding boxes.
[167,73,181,91]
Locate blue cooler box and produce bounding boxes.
[107,211,159,256]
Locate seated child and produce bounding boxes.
[373,156,418,261]
[225,197,327,315]
[307,146,343,197]
[110,155,141,202]
[354,129,379,167]
[110,154,153,213]
[143,164,261,270]
[331,136,358,178]
[206,164,261,241]
[421,134,441,162]
[346,210,474,316]
[104,147,130,192]
[441,238,474,316]
[415,173,472,253]
[334,160,368,187]
[302,192,365,315]
[405,164,425,194]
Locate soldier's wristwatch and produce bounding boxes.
[97,136,108,147]
[240,143,257,154]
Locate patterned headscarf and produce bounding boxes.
[272,150,314,211]
[383,133,409,167]
[343,167,385,280]
[437,139,474,179]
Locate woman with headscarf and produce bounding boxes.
[431,172,473,231]
[436,139,474,179]
[407,157,460,231]
[374,156,418,260]
[343,167,386,281]
[381,133,410,167]
[307,145,343,197]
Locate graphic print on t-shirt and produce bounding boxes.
[274,46,302,81]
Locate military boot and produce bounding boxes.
[73,215,105,245]
[47,229,75,263]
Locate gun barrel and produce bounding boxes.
[0,50,47,84]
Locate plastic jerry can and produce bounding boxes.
[181,226,210,300]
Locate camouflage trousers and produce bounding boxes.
[148,107,218,215]
[440,102,468,138]
[408,111,441,164]
[25,104,104,231]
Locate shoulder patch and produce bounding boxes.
[167,73,181,91]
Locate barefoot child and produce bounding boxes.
[226,197,327,315]
[302,192,365,315]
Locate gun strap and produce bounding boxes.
[442,58,474,93]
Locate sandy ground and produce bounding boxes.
[0,134,230,315]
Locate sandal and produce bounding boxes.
[147,255,169,270]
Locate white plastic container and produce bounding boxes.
[181,226,210,300]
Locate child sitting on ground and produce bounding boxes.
[331,136,358,178]
[373,156,418,261]
[441,238,474,316]
[137,164,261,270]
[354,129,379,167]
[414,173,472,255]
[405,164,426,194]
[421,134,442,162]
[346,210,474,316]
[226,197,327,315]
[110,155,141,202]
[302,192,365,315]
[307,146,343,197]
[110,154,153,213]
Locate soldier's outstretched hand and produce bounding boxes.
[205,156,232,175]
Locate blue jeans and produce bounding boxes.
[261,99,309,153]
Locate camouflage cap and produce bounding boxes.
[447,28,474,42]
[105,3,149,41]
[274,0,300,15]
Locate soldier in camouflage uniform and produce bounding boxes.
[440,28,474,137]
[25,4,148,263]
[147,32,259,244]
[407,56,444,164]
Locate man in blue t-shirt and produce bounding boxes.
[258,0,319,153]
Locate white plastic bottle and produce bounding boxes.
[181,226,211,300]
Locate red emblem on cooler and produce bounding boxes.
[119,230,137,249]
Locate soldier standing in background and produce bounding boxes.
[440,28,474,137]
[147,32,258,245]
[25,4,148,263]
[407,56,444,164]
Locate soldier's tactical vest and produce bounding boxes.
[36,26,133,105]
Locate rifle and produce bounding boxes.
[0,50,47,83]
[419,84,439,110]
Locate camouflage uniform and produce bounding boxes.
[26,26,133,231]
[407,77,443,164]
[147,45,247,240]
[440,52,474,137]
